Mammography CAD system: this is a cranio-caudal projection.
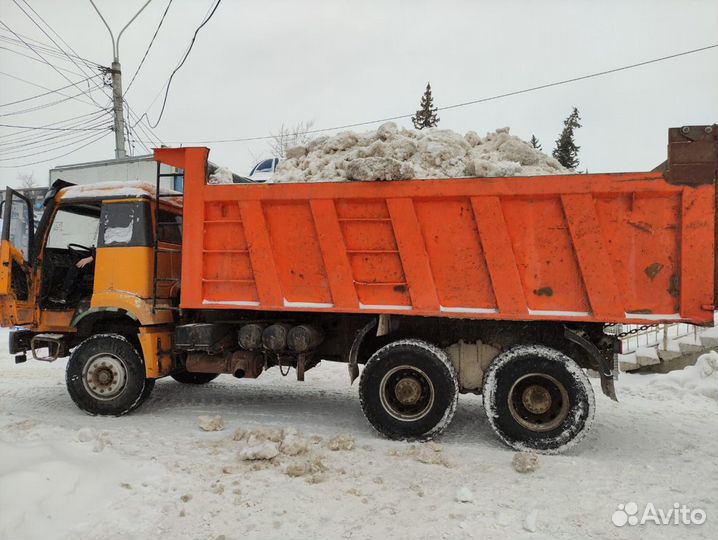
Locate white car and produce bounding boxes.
[248,158,280,182]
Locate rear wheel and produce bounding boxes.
[171,371,219,385]
[359,339,459,441]
[66,334,153,416]
[482,344,595,454]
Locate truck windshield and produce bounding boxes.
[46,207,99,249]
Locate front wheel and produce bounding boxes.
[66,334,154,416]
[482,344,595,454]
[359,339,459,441]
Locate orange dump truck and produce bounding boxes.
[1,125,715,452]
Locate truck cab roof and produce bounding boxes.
[57,180,182,208]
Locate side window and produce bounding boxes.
[257,159,275,172]
[98,201,151,248]
[46,208,99,249]
[157,210,182,244]
[7,197,31,260]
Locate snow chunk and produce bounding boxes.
[512,452,540,473]
[198,415,225,432]
[272,124,568,183]
[388,442,452,467]
[328,434,355,451]
[523,509,539,532]
[208,166,235,184]
[238,441,280,461]
[77,427,95,442]
[280,428,308,456]
[455,487,474,503]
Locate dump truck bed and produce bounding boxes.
[156,128,716,326]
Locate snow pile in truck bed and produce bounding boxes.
[271,123,568,183]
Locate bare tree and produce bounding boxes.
[268,120,315,158]
[17,172,36,189]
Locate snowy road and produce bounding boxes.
[1,329,716,540]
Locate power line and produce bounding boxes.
[124,0,173,95]
[0,75,97,107]
[0,70,104,108]
[0,21,105,110]
[0,109,109,141]
[0,120,110,155]
[0,122,110,132]
[140,43,717,145]
[135,0,222,129]
[10,0,107,108]
[0,126,111,160]
[0,27,103,68]
[0,118,111,151]
[0,129,110,168]
[0,45,86,77]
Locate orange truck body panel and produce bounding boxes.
[156,144,716,326]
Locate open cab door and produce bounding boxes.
[0,188,36,326]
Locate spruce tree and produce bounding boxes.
[552,107,582,169]
[529,135,542,151]
[412,83,440,129]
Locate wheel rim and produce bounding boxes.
[507,373,570,432]
[82,353,128,400]
[379,365,435,422]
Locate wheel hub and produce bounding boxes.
[507,373,570,432]
[521,384,552,414]
[394,377,422,405]
[379,365,435,422]
[83,354,127,400]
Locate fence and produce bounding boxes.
[618,323,697,354]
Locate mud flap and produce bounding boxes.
[563,327,618,402]
[600,374,618,402]
[348,319,377,384]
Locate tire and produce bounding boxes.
[65,333,154,416]
[171,371,219,385]
[482,344,595,454]
[359,339,459,441]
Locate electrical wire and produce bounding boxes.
[16,0,104,69]
[0,21,106,110]
[0,46,86,77]
[0,70,103,108]
[124,0,173,95]
[0,31,103,69]
[0,129,111,168]
[10,0,108,108]
[0,118,111,151]
[0,122,111,158]
[136,43,717,145]
[0,110,109,142]
[0,91,101,117]
[124,99,161,150]
[0,75,97,107]
[135,0,222,129]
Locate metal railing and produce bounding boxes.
[619,323,697,354]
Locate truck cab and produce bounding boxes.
[1,181,181,410]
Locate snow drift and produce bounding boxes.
[648,350,718,400]
[271,123,568,183]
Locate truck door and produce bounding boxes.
[0,188,36,326]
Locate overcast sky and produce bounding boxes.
[0,0,716,188]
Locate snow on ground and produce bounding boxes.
[1,328,716,540]
[271,123,567,183]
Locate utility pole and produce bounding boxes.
[89,0,153,160]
